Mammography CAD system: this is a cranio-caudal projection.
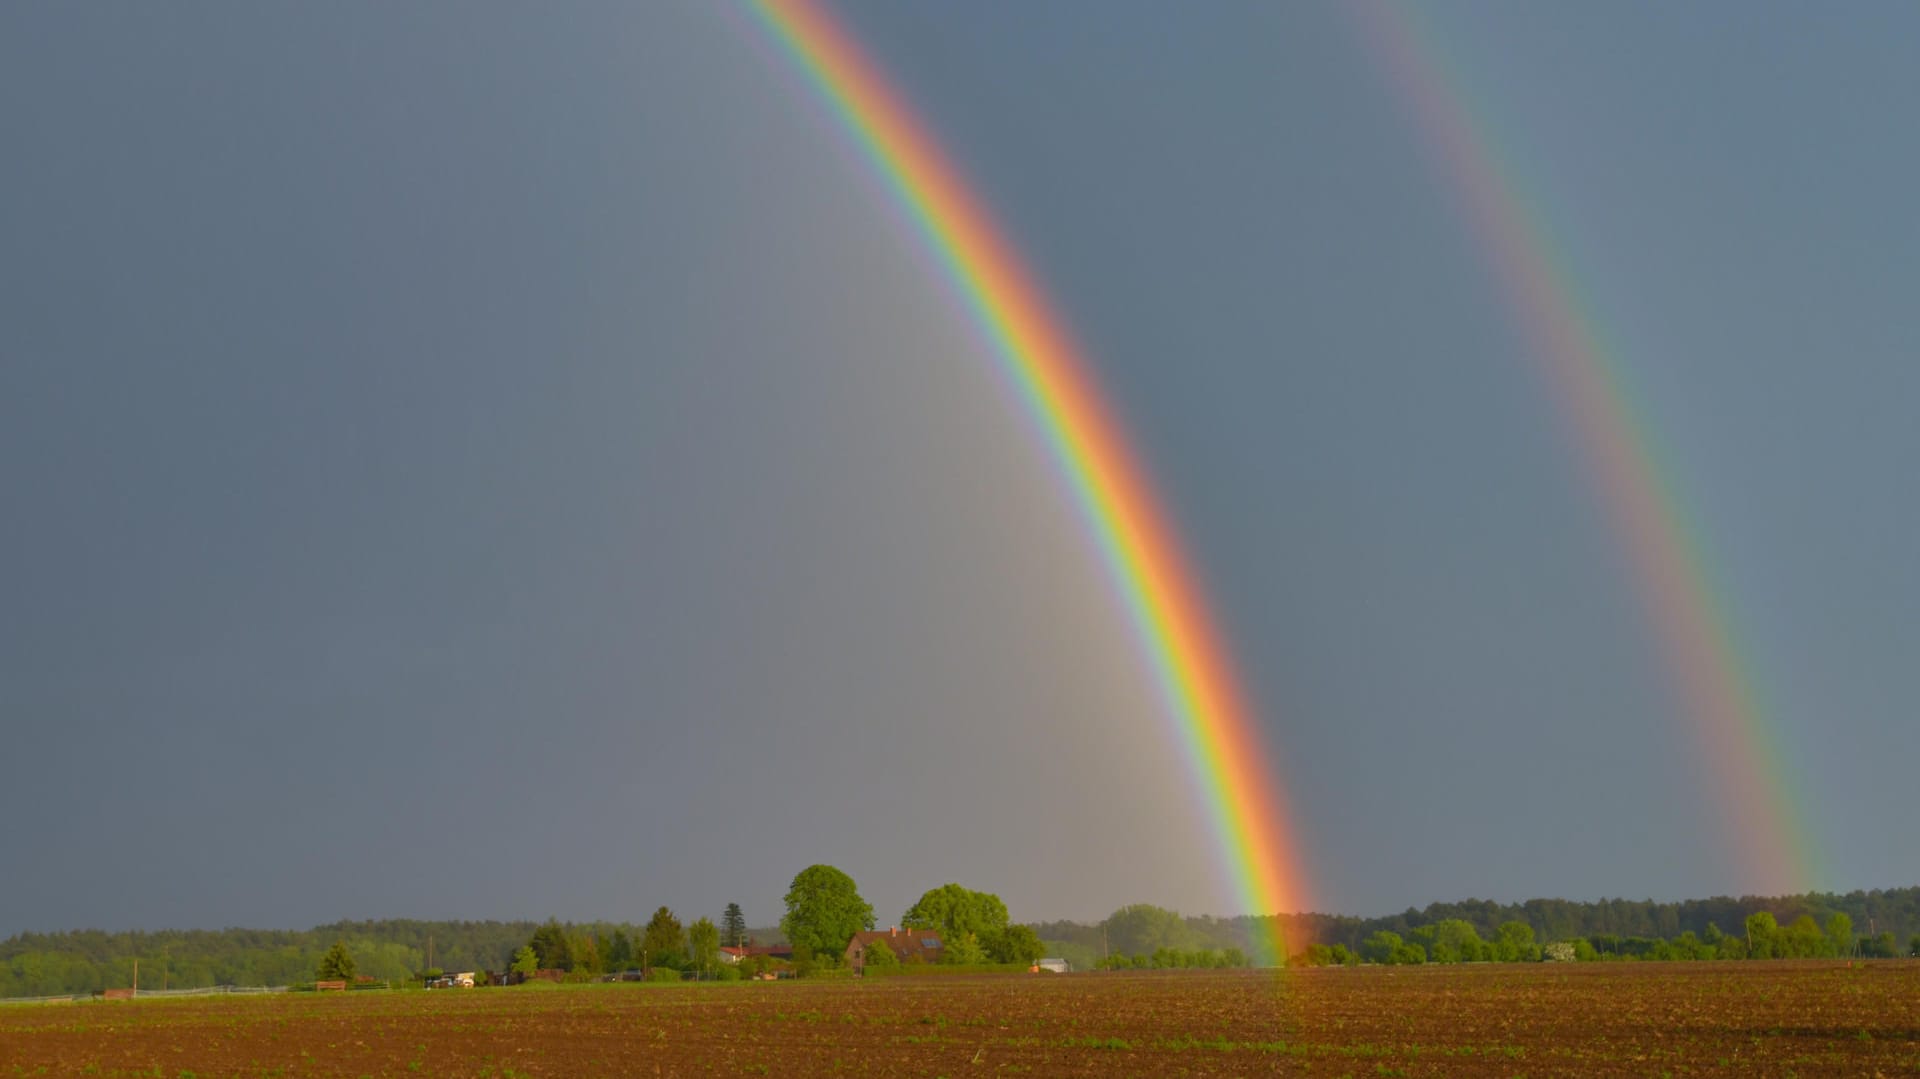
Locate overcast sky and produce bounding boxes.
[4,1,1917,936]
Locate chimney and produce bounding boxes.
[890,926,897,938]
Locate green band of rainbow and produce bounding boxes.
[1355,1,1813,892]
[745,0,1307,950]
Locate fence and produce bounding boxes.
[0,985,292,1006]
[120,985,292,998]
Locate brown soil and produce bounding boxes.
[2,961,1915,1076]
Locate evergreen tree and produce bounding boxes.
[528,921,573,971]
[510,946,538,976]
[605,929,634,971]
[722,903,747,948]
[315,941,355,982]
[641,907,687,970]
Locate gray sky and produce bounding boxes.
[4,1,1916,935]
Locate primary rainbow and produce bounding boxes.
[744,0,1308,951]
[1354,2,1813,893]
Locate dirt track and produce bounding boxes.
[2,962,1915,1076]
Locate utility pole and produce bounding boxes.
[132,958,138,997]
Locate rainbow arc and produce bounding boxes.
[746,0,1308,955]
[1354,0,1812,893]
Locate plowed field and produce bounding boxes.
[3,962,1916,1076]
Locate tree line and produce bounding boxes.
[1310,910,1898,966]
[338,868,1050,986]
[1036,886,1920,971]
[0,866,1045,997]
[6,884,1918,997]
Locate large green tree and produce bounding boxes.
[991,924,1045,966]
[641,907,687,970]
[1826,913,1854,957]
[722,903,747,948]
[781,864,875,957]
[1361,931,1404,965]
[903,884,1010,942]
[1493,921,1540,963]
[1103,905,1203,957]
[1420,919,1487,963]
[1781,915,1827,958]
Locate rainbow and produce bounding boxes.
[1353,2,1813,893]
[744,0,1308,953]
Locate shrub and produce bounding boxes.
[1361,931,1403,965]
[944,933,987,966]
[864,939,899,971]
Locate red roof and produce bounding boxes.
[846,928,944,966]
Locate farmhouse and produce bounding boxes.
[845,927,944,972]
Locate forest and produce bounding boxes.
[1035,886,1920,972]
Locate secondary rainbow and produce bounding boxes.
[744,0,1308,948]
[1353,2,1813,893]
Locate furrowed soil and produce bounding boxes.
[3,962,1916,1077]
